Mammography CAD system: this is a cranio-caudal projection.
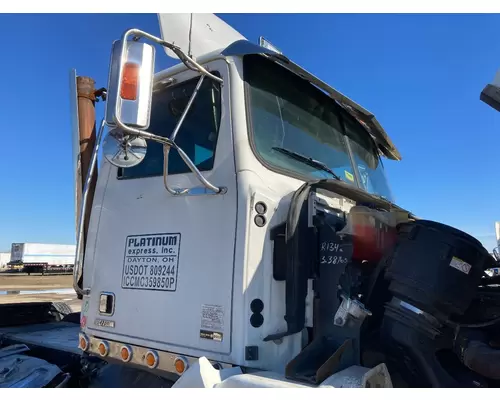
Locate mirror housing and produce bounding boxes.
[105,39,155,129]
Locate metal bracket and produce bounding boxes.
[94,87,107,102]
[334,294,372,327]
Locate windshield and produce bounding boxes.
[243,54,394,202]
[344,116,394,201]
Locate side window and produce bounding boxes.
[118,73,222,179]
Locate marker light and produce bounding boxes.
[259,36,282,55]
[79,334,89,351]
[145,350,159,369]
[98,341,109,357]
[174,356,188,374]
[120,62,140,101]
[120,345,132,362]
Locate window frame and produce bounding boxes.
[116,71,223,181]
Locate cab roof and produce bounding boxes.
[154,39,402,161]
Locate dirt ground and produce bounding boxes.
[0,274,73,290]
[0,273,81,312]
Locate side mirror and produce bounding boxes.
[102,129,147,168]
[105,40,156,129]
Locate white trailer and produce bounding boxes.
[9,243,76,274]
[0,252,10,269]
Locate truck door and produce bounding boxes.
[85,59,237,356]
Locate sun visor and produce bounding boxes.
[158,13,246,60]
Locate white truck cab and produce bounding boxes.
[74,14,402,387]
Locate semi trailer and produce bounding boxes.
[0,252,10,270]
[7,243,76,274]
[0,13,499,388]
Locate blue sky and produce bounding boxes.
[0,13,499,252]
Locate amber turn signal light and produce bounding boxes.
[98,341,109,357]
[174,356,188,374]
[120,62,140,101]
[79,334,89,351]
[145,350,159,369]
[120,345,132,362]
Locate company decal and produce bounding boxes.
[122,233,181,292]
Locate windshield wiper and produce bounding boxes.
[271,147,342,181]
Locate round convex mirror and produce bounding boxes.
[103,129,147,168]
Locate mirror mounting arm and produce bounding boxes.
[170,75,205,142]
[112,27,222,137]
[114,30,225,195]
[160,74,226,195]
[119,28,223,84]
